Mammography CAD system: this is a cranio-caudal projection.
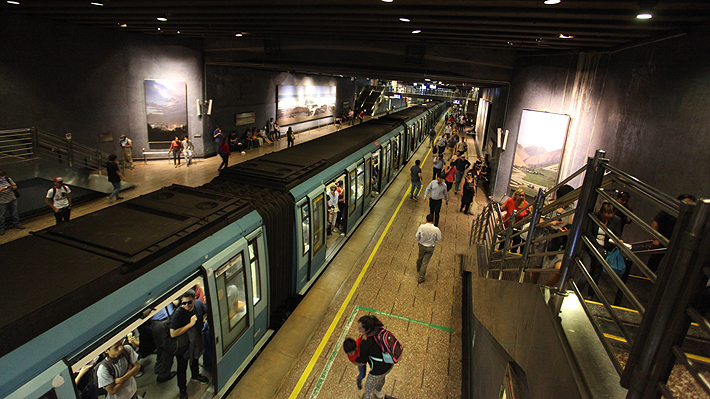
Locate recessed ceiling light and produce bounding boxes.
[507,41,514,45]
[382,0,393,2]
[544,0,561,4]
[7,0,20,4]
[90,2,103,6]
[399,18,410,22]
[637,13,653,19]
[119,23,127,27]
[157,27,161,31]
[176,31,180,34]
[235,33,243,37]
[412,30,421,34]
[425,78,431,81]
[559,34,574,39]
[157,17,168,21]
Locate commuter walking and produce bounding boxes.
[119,134,134,169]
[432,155,444,180]
[436,135,447,158]
[0,170,24,235]
[409,160,422,201]
[423,174,449,227]
[46,176,72,225]
[460,171,476,214]
[168,137,183,167]
[217,139,230,171]
[106,155,124,200]
[287,127,295,148]
[416,214,442,283]
[453,154,470,194]
[428,128,437,147]
[355,316,394,399]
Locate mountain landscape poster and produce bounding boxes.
[509,110,571,197]
[144,79,188,148]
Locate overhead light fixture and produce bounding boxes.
[157,27,161,31]
[399,17,410,22]
[637,1,657,20]
[544,0,561,4]
[425,78,431,81]
[636,13,653,19]
[559,34,574,39]
[235,33,243,37]
[157,17,168,21]
[176,31,180,34]
[507,41,514,45]
[90,2,103,6]
[412,30,421,34]
[7,0,20,4]
[119,23,127,27]
[382,0,393,2]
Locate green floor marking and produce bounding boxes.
[309,305,452,399]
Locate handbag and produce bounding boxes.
[605,248,626,275]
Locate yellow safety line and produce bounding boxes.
[603,333,710,364]
[586,299,699,327]
[288,123,440,398]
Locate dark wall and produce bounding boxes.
[205,65,356,153]
[494,23,710,238]
[0,13,206,156]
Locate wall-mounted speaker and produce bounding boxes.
[196,99,202,116]
[207,99,213,116]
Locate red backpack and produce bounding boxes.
[371,328,403,364]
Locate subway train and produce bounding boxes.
[1,101,446,399]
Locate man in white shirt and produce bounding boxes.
[45,176,72,224]
[415,214,442,283]
[423,174,449,227]
[327,185,339,235]
[97,340,141,399]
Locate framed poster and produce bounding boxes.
[509,110,571,197]
[278,85,336,125]
[236,112,256,126]
[144,79,188,148]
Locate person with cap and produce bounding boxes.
[119,135,134,169]
[46,177,72,224]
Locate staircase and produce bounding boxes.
[467,149,710,398]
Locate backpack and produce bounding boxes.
[96,345,133,380]
[371,329,403,364]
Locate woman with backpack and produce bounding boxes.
[355,315,394,399]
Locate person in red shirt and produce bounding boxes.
[343,336,367,390]
[500,188,529,252]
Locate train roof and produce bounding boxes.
[220,103,439,191]
[2,185,253,357]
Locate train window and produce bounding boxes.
[357,163,364,200]
[312,194,325,253]
[349,169,357,213]
[248,239,261,306]
[365,158,372,197]
[215,252,249,352]
[301,202,310,255]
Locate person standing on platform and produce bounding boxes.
[348,109,355,125]
[151,300,178,383]
[0,171,24,235]
[432,155,444,181]
[428,127,437,147]
[182,136,194,167]
[453,154,470,194]
[436,135,447,158]
[416,214,442,283]
[168,137,183,168]
[355,316,394,399]
[46,176,72,225]
[106,155,124,200]
[409,160,422,201]
[423,174,449,227]
[327,185,339,235]
[648,193,696,272]
[119,135,134,169]
[460,170,476,215]
[287,127,295,148]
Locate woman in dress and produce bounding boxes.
[460,170,476,214]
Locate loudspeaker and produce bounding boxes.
[196,99,202,116]
[207,99,213,116]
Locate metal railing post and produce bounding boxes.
[66,135,74,167]
[518,189,545,283]
[555,149,608,296]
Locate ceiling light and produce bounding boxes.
[636,13,653,19]
[157,17,168,22]
[544,0,561,4]
[90,2,103,6]
[119,23,127,27]
[7,0,20,4]
[382,0,393,2]
[507,41,514,45]
[425,78,431,81]
[399,18,410,22]
[559,34,574,39]
[157,27,161,31]
[176,31,180,34]
[235,33,243,37]
[412,30,421,34]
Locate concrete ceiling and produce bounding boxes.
[5,1,710,52]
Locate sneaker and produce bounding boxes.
[356,378,363,390]
[191,374,209,384]
[179,390,188,399]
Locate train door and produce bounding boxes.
[384,142,392,185]
[205,231,266,393]
[307,185,327,279]
[372,148,382,195]
[409,125,416,155]
[363,154,372,209]
[295,198,310,292]
[345,162,364,231]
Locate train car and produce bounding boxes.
[0,102,445,399]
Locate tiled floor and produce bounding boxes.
[0,123,346,245]
[228,117,486,399]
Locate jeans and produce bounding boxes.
[54,207,71,224]
[429,198,442,226]
[357,365,366,382]
[410,181,422,198]
[172,150,181,165]
[109,181,121,199]
[0,199,20,231]
[454,171,465,192]
[429,135,436,147]
[218,153,229,170]
[176,356,200,392]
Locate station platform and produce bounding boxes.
[228,119,485,399]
